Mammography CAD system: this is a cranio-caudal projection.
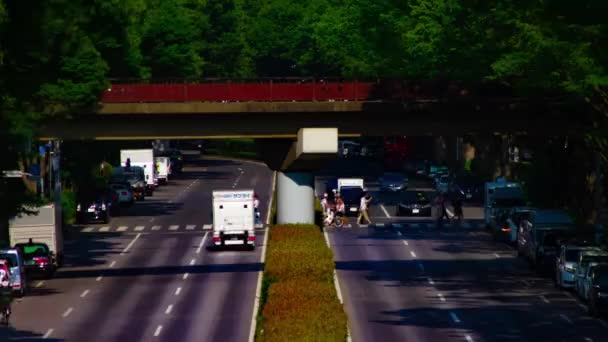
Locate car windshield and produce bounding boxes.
[565,250,581,262]
[0,253,18,267]
[340,187,363,202]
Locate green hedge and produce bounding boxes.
[257,224,347,342]
[61,190,77,225]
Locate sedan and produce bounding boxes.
[397,191,432,216]
[109,182,134,206]
[0,248,26,296]
[14,242,56,279]
[379,172,408,192]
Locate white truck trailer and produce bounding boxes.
[9,203,64,268]
[121,149,156,195]
[154,156,170,185]
[212,190,255,250]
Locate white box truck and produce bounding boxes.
[212,190,255,249]
[337,178,365,215]
[154,156,170,185]
[121,149,156,195]
[484,181,525,229]
[9,203,64,269]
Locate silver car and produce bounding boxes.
[555,245,597,289]
[379,173,408,192]
[0,248,27,296]
[575,253,608,298]
[577,262,608,301]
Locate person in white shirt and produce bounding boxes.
[321,193,329,212]
[357,193,372,224]
[253,193,260,224]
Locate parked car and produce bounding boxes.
[493,207,536,244]
[379,172,408,192]
[587,264,608,317]
[555,243,597,289]
[0,248,26,296]
[577,261,608,301]
[108,182,134,206]
[575,250,608,298]
[14,241,56,278]
[397,191,432,216]
[76,190,117,224]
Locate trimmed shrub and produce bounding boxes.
[62,190,77,225]
[257,224,347,342]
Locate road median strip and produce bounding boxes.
[255,224,347,341]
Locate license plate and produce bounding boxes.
[412,209,420,214]
[466,194,472,199]
[87,208,95,212]
[350,207,357,212]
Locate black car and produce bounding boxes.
[76,190,117,224]
[397,191,432,216]
[340,186,364,216]
[588,265,608,317]
[14,242,56,278]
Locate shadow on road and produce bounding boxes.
[0,327,63,341]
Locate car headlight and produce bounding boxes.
[76,204,81,211]
[565,265,576,273]
[101,204,106,211]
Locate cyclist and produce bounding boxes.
[335,194,347,227]
[324,201,336,227]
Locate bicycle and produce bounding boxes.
[0,303,10,326]
[0,289,11,326]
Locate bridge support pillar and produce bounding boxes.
[277,172,315,224]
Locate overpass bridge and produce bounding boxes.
[39,79,591,224]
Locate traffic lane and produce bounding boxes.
[403,227,608,342]
[52,232,202,341]
[329,226,461,342]
[161,230,266,341]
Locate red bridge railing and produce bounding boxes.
[101,78,518,103]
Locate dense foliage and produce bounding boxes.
[258,224,347,341]
[1,0,607,221]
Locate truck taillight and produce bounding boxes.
[248,236,255,241]
[213,237,221,242]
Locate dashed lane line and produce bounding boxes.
[403,240,409,246]
[182,273,189,280]
[43,329,54,339]
[175,287,182,296]
[169,225,179,231]
[35,281,45,288]
[393,223,402,228]
[134,226,145,232]
[450,312,461,323]
[80,289,90,298]
[120,233,141,255]
[109,261,116,268]
[380,204,391,218]
[397,231,402,236]
[62,307,73,318]
[96,276,103,282]
[154,325,163,337]
[560,314,573,325]
[82,227,94,232]
[189,259,196,266]
[99,226,110,232]
[428,278,435,285]
[196,233,208,254]
[376,223,385,227]
[438,293,446,302]
[465,335,474,342]
[410,251,417,258]
[116,226,128,232]
[540,295,550,304]
[494,253,501,258]
[151,225,161,231]
[186,224,196,230]
[165,305,173,315]
[203,224,212,230]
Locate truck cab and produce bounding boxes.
[337,178,365,216]
[212,190,256,250]
[484,181,524,230]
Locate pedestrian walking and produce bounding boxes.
[436,192,450,225]
[357,192,372,225]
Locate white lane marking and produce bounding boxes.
[599,319,608,328]
[62,307,73,317]
[494,253,501,258]
[80,289,90,298]
[183,273,189,280]
[585,338,593,342]
[165,304,173,315]
[109,261,116,268]
[186,224,196,230]
[334,270,344,304]
[560,314,573,324]
[579,303,588,310]
[96,276,103,282]
[255,223,264,229]
[196,232,209,254]
[43,329,54,339]
[134,225,145,231]
[203,224,212,230]
[151,225,161,231]
[169,225,179,231]
[403,240,409,246]
[82,227,94,232]
[450,312,461,323]
[99,226,110,232]
[324,230,330,247]
[465,335,474,342]
[521,280,531,287]
[410,223,420,228]
[189,259,196,266]
[249,217,271,342]
[121,233,141,255]
[359,224,369,228]
[410,251,417,258]
[376,223,385,227]
[175,287,182,296]
[35,281,45,288]
[438,293,446,302]
[428,278,435,285]
[116,226,128,232]
[393,223,402,228]
[417,262,425,271]
[380,204,391,218]
[154,325,163,337]
[397,231,402,236]
[540,295,550,304]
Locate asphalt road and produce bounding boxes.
[1,156,274,341]
[328,208,608,342]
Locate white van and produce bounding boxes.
[154,156,170,185]
[212,190,255,250]
[121,149,155,195]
